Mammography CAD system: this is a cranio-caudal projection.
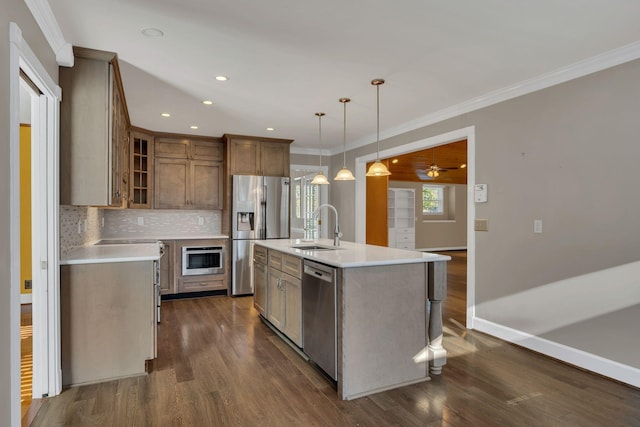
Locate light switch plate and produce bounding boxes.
[475,218,489,231]
[534,219,543,233]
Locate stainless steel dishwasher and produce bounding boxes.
[302,259,338,381]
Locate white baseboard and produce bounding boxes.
[418,246,467,252]
[20,293,32,304]
[472,317,640,389]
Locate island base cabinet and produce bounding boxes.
[338,263,428,400]
[61,261,156,387]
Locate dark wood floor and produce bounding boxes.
[30,251,640,426]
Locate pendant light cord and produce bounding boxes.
[316,112,325,169]
[376,83,380,161]
[343,101,347,167]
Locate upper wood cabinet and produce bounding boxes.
[224,134,292,176]
[154,137,224,210]
[129,130,154,209]
[60,47,130,207]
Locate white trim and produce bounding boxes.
[354,125,476,328]
[20,294,33,305]
[417,246,466,252]
[310,40,640,157]
[10,24,63,424]
[421,220,456,223]
[290,146,331,156]
[8,28,21,425]
[472,317,640,389]
[23,0,74,66]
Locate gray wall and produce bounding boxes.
[0,2,57,424]
[328,58,640,373]
[388,181,467,250]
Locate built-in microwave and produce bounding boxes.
[182,245,224,276]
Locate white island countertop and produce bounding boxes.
[254,239,450,268]
[61,243,163,265]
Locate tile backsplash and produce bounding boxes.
[59,205,104,255]
[102,209,221,238]
[60,206,222,254]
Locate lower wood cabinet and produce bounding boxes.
[255,247,302,347]
[160,239,228,295]
[253,250,268,316]
[61,261,156,386]
[177,275,226,293]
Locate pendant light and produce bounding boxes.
[311,112,330,185]
[334,97,355,181]
[366,78,391,177]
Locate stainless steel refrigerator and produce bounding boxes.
[232,175,290,295]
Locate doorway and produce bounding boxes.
[10,22,63,425]
[354,126,476,328]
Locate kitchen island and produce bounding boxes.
[253,239,450,400]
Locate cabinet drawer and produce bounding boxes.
[396,232,415,242]
[395,228,414,234]
[396,242,415,250]
[268,250,283,270]
[282,254,302,279]
[178,276,225,293]
[253,245,267,265]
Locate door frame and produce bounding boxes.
[9,22,62,424]
[354,126,476,327]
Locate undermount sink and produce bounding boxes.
[291,244,340,251]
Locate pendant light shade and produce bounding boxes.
[334,97,355,181]
[311,112,330,185]
[366,78,391,177]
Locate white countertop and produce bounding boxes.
[254,239,450,268]
[60,243,163,265]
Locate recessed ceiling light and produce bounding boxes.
[391,159,399,164]
[190,126,198,130]
[161,113,170,117]
[141,28,164,37]
[460,164,467,169]
[202,100,213,105]
[215,76,228,81]
[266,127,274,131]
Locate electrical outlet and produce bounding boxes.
[137,217,144,226]
[24,280,32,290]
[83,219,88,232]
[101,217,105,228]
[78,220,82,234]
[474,218,489,232]
[198,217,204,225]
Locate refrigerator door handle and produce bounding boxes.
[260,184,267,239]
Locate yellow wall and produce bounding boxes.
[20,124,31,295]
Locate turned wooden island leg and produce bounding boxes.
[427,261,447,375]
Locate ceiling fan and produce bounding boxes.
[424,147,461,178]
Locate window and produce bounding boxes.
[422,185,444,215]
[291,174,321,240]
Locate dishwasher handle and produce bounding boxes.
[303,263,334,283]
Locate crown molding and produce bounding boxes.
[24,0,74,66]
[335,40,640,157]
[290,146,331,156]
